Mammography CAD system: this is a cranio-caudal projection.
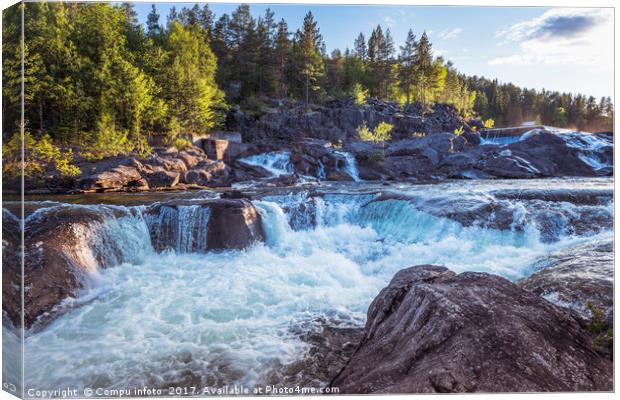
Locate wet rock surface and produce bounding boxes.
[331,265,612,393]
[206,199,265,250]
[518,240,613,357]
[3,206,133,329]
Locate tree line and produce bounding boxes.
[2,2,613,167]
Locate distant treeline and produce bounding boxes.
[2,2,613,162]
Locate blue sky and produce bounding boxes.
[132,3,614,99]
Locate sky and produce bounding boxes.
[132,3,614,100]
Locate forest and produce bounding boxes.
[2,2,614,169]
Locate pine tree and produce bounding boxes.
[146,4,161,38]
[293,11,325,104]
[354,32,367,60]
[398,29,417,104]
[414,31,433,106]
[160,21,225,134]
[275,18,290,97]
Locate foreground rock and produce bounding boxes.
[3,198,266,329]
[2,205,137,329]
[518,240,613,357]
[331,265,612,393]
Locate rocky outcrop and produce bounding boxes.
[518,241,613,357]
[226,98,473,144]
[206,199,265,250]
[143,199,264,252]
[331,265,612,393]
[4,205,137,329]
[2,209,22,326]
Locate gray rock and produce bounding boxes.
[331,265,612,393]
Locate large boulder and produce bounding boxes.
[2,209,22,326]
[331,265,612,393]
[206,199,265,250]
[6,205,142,329]
[518,240,613,357]
[144,199,265,252]
[76,158,146,192]
[143,169,180,189]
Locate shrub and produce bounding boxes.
[357,121,393,143]
[483,118,495,128]
[587,301,605,334]
[241,96,268,118]
[2,131,81,177]
[84,113,135,160]
[170,137,194,150]
[351,83,368,106]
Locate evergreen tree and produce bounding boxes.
[398,29,417,104]
[414,31,433,106]
[274,18,291,97]
[353,32,367,60]
[146,4,161,38]
[292,11,325,104]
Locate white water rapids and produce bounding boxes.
[3,178,613,392]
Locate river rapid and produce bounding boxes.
[3,177,614,392]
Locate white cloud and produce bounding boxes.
[490,8,613,68]
[383,16,396,27]
[438,27,462,40]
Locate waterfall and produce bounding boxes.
[24,205,153,274]
[238,151,294,176]
[335,151,361,181]
[560,132,612,170]
[143,205,212,253]
[317,159,327,180]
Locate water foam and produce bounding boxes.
[238,152,294,176]
[20,180,614,391]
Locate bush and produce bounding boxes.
[2,131,81,177]
[357,121,393,143]
[483,118,495,128]
[84,113,135,160]
[351,83,368,106]
[241,96,268,118]
[170,137,194,150]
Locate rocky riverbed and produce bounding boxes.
[3,99,613,195]
[2,177,613,394]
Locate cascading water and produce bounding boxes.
[334,151,362,181]
[12,178,614,392]
[143,204,212,252]
[237,151,294,176]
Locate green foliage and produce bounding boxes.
[351,83,368,106]
[483,118,495,128]
[84,113,134,160]
[170,137,194,150]
[2,131,81,177]
[4,0,612,166]
[374,122,394,141]
[453,126,464,136]
[357,121,393,143]
[586,301,605,334]
[241,96,268,118]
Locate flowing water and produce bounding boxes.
[480,128,612,171]
[4,178,613,392]
[237,152,294,176]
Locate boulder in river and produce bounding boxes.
[4,205,139,329]
[518,240,613,358]
[331,265,612,393]
[206,199,265,250]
